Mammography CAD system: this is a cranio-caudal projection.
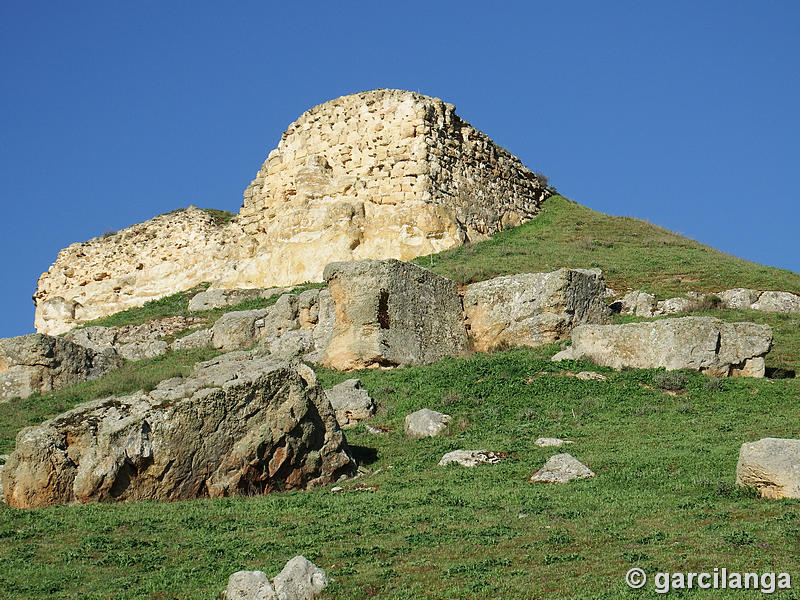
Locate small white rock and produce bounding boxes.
[529,453,595,484]
[437,450,503,467]
[534,437,574,448]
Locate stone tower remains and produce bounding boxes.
[34,89,551,334]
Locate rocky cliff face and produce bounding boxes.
[34,90,550,335]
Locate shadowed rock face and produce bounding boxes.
[321,259,468,370]
[0,333,122,402]
[552,316,772,377]
[1,353,356,508]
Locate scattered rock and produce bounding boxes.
[211,308,270,351]
[529,453,595,483]
[736,438,800,499]
[1,354,356,508]
[364,424,389,436]
[273,556,329,600]
[462,268,611,352]
[574,371,606,381]
[172,328,214,351]
[534,438,574,448]
[322,260,468,369]
[404,408,451,439]
[221,570,276,600]
[656,296,694,315]
[323,379,376,427]
[616,291,657,317]
[552,316,772,377]
[0,333,122,402]
[438,450,504,467]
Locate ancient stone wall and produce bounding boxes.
[34,90,550,333]
[213,89,549,288]
[34,207,243,335]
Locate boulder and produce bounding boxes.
[1,353,356,508]
[616,290,657,317]
[736,438,800,499]
[404,408,451,439]
[655,296,694,315]
[211,308,270,351]
[0,334,122,402]
[221,571,276,600]
[323,379,375,427]
[462,268,611,352]
[552,316,772,377]
[718,288,761,310]
[322,260,467,369]
[438,450,503,467]
[188,287,291,311]
[273,556,329,600]
[529,453,595,483]
[752,291,800,314]
[172,328,214,351]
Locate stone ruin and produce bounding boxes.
[34,89,551,335]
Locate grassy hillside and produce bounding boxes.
[414,195,800,297]
[2,349,800,599]
[3,196,800,599]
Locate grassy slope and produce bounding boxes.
[2,349,800,599]
[3,196,800,598]
[414,195,800,297]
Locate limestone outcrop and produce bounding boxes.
[0,334,122,402]
[614,288,800,317]
[1,352,356,508]
[35,90,550,334]
[552,316,772,377]
[34,207,244,335]
[321,260,468,369]
[736,438,800,499]
[462,268,610,352]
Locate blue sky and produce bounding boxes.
[1,2,798,337]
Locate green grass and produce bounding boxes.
[2,347,800,599]
[0,348,221,455]
[80,282,327,329]
[414,195,800,298]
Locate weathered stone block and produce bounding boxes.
[321,260,467,369]
[462,268,610,352]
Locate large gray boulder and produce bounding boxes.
[221,571,276,600]
[553,316,772,377]
[0,334,122,402]
[752,291,800,314]
[273,556,329,600]
[716,288,800,313]
[1,353,356,508]
[736,438,800,499]
[211,308,270,351]
[462,268,611,352]
[322,260,468,369]
[323,379,375,428]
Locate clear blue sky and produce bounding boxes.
[1,2,798,337]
